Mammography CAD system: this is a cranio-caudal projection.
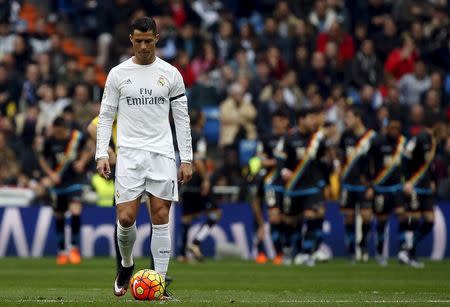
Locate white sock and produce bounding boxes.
[117,221,136,268]
[195,224,211,242]
[151,223,171,280]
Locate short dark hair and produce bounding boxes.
[53,116,66,128]
[130,17,157,35]
[272,107,290,119]
[347,106,364,121]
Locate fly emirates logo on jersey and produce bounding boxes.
[126,88,165,106]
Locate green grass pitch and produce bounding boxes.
[0,258,449,306]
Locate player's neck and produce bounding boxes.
[354,124,366,136]
[132,55,157,65]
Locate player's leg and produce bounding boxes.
[148,194,172,279]
[189,200,221,261]
[296,206,317,266]
[178,213,193,262]
[359,192,373,262]
[54,194,68,265]
[373,193,388,264]
[409,195,434,267]
[113,197,141,296]
[340,190,356,258]
[68,193,82,264]
[282,196,301,265]
[266,189,283,264]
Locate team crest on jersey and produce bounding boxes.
[157,76,166,86]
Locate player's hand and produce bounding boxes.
[96,158,111,179]
[49,172,61,185]
[201,179,210,196]
[365,187,374,200]
[179,162,193,184]
[73,160,85,173]
[281,168,292,182]
[256,225,265,241]
[404,182,413,196]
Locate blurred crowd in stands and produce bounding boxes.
[0,0,450,201]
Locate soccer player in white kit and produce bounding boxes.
[95,17,193,298]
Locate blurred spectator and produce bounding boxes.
[351,39,383,88]
[398,60,431,105]
[12,34,32,73]
[316,21,355,63]
[215,19,235,63]
[309,0,337,33]
[264,45,287,80]
[21,63,40,108]
[175,23,200,59]
[273,0,301,38]
[367,0,392,36]
[191,0,222,29]
[384,33,417,80]
[174,51,196,88]
[0,19,15,56]
[192,41,217,78]
[0,130,20,185]
[29,18,52,55]
[219,82,256,148]
[228,47,255,79]
[188,71,218,110]
[373,16,400,62]
[0,62,20,117]
[71,83,95,128]
[423,89,444,124]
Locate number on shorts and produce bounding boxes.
[375,195,384,213]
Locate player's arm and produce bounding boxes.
[74,133,94,173]
[194,137,210,195]
[402,136,417,195]
[170,69,193,184]
[38,139,60,184]
[95,70,119,178]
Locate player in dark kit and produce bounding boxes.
[257,108,290,265]
[178,110,219,262]
[339,107,376,261]
[282,108,328,266]
[399,121,437,268]
[369,117,406,266]
[39,117,92,265]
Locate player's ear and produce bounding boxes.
[129,34,133,44]
[155,33,160,44]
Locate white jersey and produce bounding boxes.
[96,57,192,162]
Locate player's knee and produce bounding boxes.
[118,213,136,228]
[423,211,434,223]
[268,209,281,224]
[360,210,373,223]
[151,206,170,225]
[304,209,316,219]
[69,202,82,215]
[181,215,193,224]
[54,211,64,219]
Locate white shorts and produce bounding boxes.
[115,147,178,204]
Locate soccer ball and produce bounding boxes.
[129,269,165,300]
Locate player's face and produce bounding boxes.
[272,116,289,135]
[130,30,159,64]
[344,111,356,129]
[387,120,401,138]
[53,126,67,140]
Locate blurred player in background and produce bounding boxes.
[282,108,328,266]
[95,17,192,298]
[257,108,290,265]
[369,117,406,266]
[178,110,220,262]
[400,120,437,268]
[38,116,91,265]
[339,107,376,262]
